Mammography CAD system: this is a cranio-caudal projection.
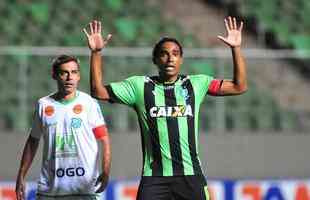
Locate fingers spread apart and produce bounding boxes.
[224,16,243,31]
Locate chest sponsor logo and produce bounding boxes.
[73,104,83,114]
[44,106,54,117]
[50,119,81,158]
[53,167,85,178]
[149,105,193,118]
[55,133,77,158]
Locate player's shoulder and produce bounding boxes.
[188,74,213,79]
[32,93,56,113]
[125,75,146,83]
[187,74,214,83]
[76,90,98,103]
[77,90,91,99]
[117,76,147,89]
[37,93,56,105]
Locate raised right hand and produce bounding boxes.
[83,20,112,52]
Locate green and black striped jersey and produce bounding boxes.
[106,74,214,176]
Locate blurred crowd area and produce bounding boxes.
[0,0,309,133]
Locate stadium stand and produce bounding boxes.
[207,0,310,51]
[0,0,306,133]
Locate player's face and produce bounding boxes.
[55,61,80,95]
[156,41,183,82]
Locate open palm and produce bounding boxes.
[83,20,112,52]
[218,16,243,47]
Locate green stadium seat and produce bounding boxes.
[291,35,310,50]
[115,18,140,44]
[270,23,291,45]
[291,35,310,57]
[105,0,123,12]
[28,3,49,25]
[0,0,303,132]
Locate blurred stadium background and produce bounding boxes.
[0,0,310,199]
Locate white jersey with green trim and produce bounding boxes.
[30,91,105,196]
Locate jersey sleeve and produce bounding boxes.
[88,98,108,139]
[207,79,223,95]
[190,74,219,103]
[192,74,214,95]
[29,102,43,139]
[106,76,139,107]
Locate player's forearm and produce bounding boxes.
[90,51,110,100]
[90,51,103,96]
[231,46,247,93]
[17,136,39,180]
[100,135,111,177]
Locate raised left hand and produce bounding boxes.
[217,16,243,48]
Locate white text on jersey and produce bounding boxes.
[149,105,193,118]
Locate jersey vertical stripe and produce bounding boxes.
[144,81,163,176]
[135,106,148,176]
[154,85,173,176]
[183,78,203,175]
[164,86,184,175]
[175,85,194,175]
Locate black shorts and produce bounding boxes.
[136,175,210,200]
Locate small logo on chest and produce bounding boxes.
[44,106,55,117]
[178,88,189,100]
[73,104,83,114]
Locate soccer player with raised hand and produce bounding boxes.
[84,16,247,200]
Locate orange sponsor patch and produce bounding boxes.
[45,106,54,116]
[73,104,83,114]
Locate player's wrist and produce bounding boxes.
[231,46,241,51]
[91,49,102,53]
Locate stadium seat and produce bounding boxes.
[105,0,123,12]
[28,3,49,25]
[291,35,310,56]
[0,0,303,132]
[114,18,139,43]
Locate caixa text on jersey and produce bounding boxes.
[149,105,193,118]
